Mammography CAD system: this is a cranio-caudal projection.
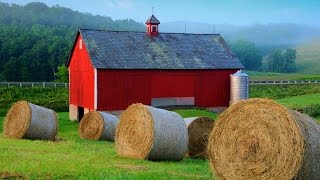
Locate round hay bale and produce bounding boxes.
[115,103,188,161]
[79,111,119,141]
[3,101,58,141]
[207,98,320,180]
[184,116,214,159]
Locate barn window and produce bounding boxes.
[152,25,157,32]
[79,39,83,50]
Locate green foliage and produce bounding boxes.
[0,2,144,82]
[55,65,68,82]
[287,104,320,118]
[230,40,262,70]
[250,84,320,99]
[0,87,68,116]
[0,112,213,179]
[266,48,297,73]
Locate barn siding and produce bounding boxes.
[69,34,95,110]
[97,69,237,111]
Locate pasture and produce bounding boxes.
[0,111,214,179]
[0,82,320,179]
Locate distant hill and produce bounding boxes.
[0,2,144,82]
[0,2,144,30]
[161,21,320,54]
[296,38,320,74]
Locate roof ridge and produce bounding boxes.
[79,28,221,35]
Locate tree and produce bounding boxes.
[55,65,68,82]
[231,40,263,71]
[0,2,144,82]
[267,48,296,73]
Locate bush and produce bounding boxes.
[0,87,68,116]
[250,84,320,99]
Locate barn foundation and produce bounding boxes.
[69,104,78,121]
[69,104,92,122]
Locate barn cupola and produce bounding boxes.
[145,15,160,36]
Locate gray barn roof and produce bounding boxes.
[68,29,244,70]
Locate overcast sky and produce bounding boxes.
[1,0,319,26]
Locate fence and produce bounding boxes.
[249,80,320,85]
[1,80,320,88]
[0,82,68,88]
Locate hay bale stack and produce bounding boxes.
[115,103,188,161]
[79,111,119,141]
[184,117,214,159]
[3,101,58,141]
[207,98,320,180]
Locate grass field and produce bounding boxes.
[277,93,320,122]
[250,84,320,99]
[296,38,320,74]
[247,71,320,81]
[0,111,215,179]
[278,93,320,107]
[1,83,320,178]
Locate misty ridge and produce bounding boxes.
[161,21,320,53]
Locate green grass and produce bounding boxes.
[250,84,320,99]
[173,109,218,119]
[277,93,320,107]
[296,38,320,74]
[277,93,320,123]
[0,111,216,179]
[247,71,320,81]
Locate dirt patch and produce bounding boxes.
[0,171,24,179]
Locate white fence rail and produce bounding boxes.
[0,82,68,88]
[0,80,320,88]
[249,80,320,85]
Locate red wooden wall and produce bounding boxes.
[69,34,95,110]
[97,69,237,111]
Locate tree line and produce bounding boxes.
[0,2,297,82]
[0,2,144,82]
[231,40,297,73]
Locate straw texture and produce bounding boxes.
[3,101,58,140]
[207,98,320,180]
[184,117,214,159]
[115,103,188,161]
[79,111,119,141]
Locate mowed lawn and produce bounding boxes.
[0,111,215,179]
[277,93,320,123]
[278,93,320,107]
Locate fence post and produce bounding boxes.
[43,82,45,87]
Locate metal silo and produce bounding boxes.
[230,70,249,105]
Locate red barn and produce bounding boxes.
[67,15,243,121]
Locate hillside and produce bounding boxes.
[296,38,320,74]
[0,2,144,82]
[161,21,320,54]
